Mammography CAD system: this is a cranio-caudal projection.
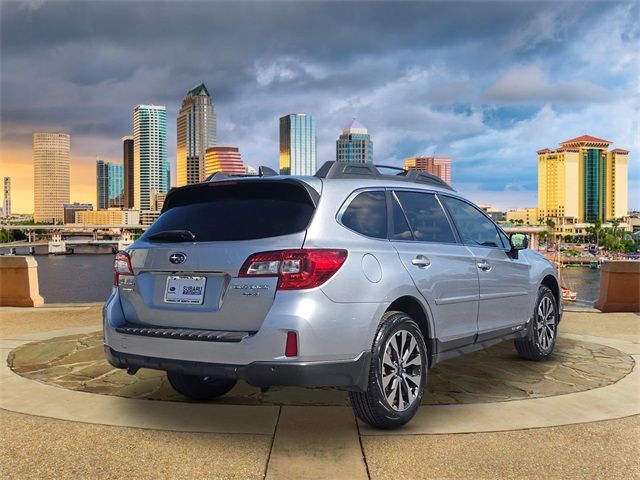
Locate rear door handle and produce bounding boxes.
[411,255,431,268]
[477,260,491,271]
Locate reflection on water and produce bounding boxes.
[559,267,601,308]
[35,254,115,303]
[7,253,605,307]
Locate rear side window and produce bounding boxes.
[442,196,501,248]
[142,181,315,242]
[341,190,387,239]
[394,191,456,243]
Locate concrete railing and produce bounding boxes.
[0,256,44,307]
[594,261,640,313]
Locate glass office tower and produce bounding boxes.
[133,105,168,211]
[279,114,316,176]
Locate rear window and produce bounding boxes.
[142,181,316,242]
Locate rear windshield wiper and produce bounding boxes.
[146,230,196,242]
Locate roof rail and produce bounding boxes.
[314,161,454,191]
[205,165,279,182]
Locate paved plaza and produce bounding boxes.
[1,305,638,479]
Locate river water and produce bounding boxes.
[26,253,603,308]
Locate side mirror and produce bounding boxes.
[510,233,529,251]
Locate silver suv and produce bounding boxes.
[104,161,562,429]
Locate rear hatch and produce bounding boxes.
[119,179,319,332]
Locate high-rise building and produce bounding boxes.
[33,132,70,223]
[133,105,168,211]
[108,163,124,208]
[538,135,629,223]
[279,114,316,175]
[403,156,452,185]
[122,136,134,208]
[63,202,93,224]
[96,160,109,210]
[176,83,216,186]
[204,147,245,177]
[3,177,10,218]
[96,160,124,209]
[336,119,373,164]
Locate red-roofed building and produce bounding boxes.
[538,136,628,224]
[560,135,612,146]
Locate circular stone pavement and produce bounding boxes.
[7,332,634,406]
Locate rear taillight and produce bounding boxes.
[114,251,133,285]
[239,249,348,290]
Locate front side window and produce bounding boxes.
[341,190,387,239]
[394,191,456,243]
[441,196,501,248]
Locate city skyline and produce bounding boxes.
[1,1,638,212]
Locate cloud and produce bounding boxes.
[1,0,638,213]
[484,64,611,104]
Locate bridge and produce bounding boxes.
[1,226,139,254]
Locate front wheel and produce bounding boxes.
[514,285,558,361]
[349,311,427,429]
[166,372,237,401]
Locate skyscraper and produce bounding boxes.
[3,177,10,218]
[176,83,216,186]
[122,136,134,208]
[108,163,124,208]
[96,160,109,210]
[204,147,245,177]
[404,157,452,185]
[279,114,316,175]
[133,105,168,211]
[33,132,70,223]
[537,135,628,222]
[97,160,124,209]
[336,119,373,163]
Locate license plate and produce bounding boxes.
[164,276,206,304]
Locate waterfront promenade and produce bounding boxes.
[1,304,638,479]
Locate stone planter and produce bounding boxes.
[0,255,44,307]
[594,261,640,312]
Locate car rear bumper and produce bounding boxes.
[104,345,371,391]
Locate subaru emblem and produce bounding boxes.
[169,252,187,264]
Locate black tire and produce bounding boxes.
[514,285,558,361]
[349,311,428,429]
[166,372,237,401]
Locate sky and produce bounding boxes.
[1,0,638,213]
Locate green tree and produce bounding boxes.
[0,228,13,243]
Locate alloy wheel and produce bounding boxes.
[380,329,423,411]
[536,296,556,351]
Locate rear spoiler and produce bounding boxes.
[161,177,321,213]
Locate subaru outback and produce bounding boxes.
[104,161,562,429]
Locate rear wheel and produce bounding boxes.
[349,311,427,429]
[514,285,558,361]
[166,372,236,401]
